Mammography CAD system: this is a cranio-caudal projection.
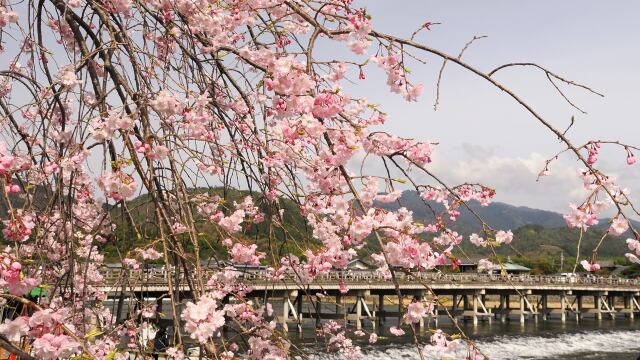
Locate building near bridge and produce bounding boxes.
[437,256,531,275]
[491,258,532,275]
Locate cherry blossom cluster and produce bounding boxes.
[0,308,81,359]
[180,295,226,344]
[0,0,634,357]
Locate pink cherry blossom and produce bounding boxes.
[404,301,428,324]
[226,242,264,266]
[564,204,598,230]
[425,329,460,355]
[166,347,186,360]
[329,62,347,82]
[312,91,344,118]
[151,90,183,116]
[97,171,138,201]
[140,248,162,260]
[218,209,245,233]
[375,191,402,203]
[0,7,18,27]
[625,253,640,264]
[90,113,134,141]
[627,238,640,254]
[581,260,601,272]
[0,316,29,342]
[31,334,81,360]
[171,222,188,234]
[181,296,226,344]
[57,66,80,88]
[495,230,513,245]
[627,154,637,165]
[608,215,629,236]
[2,210,36,242]
[122,258,139,270]
[469,233,487,247]
[477,259,499,272]
[369,333,378,344]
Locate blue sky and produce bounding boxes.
[340,1,640,214]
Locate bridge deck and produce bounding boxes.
[97,269,640,294]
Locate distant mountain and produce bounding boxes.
[378,190,639,236]
[370,190,640,261]
[2,186,636,263]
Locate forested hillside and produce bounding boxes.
[1,188,636,273]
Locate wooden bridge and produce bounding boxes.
[100,268,640,331]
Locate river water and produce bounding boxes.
[293,318,640,359]
[106,298,640,359]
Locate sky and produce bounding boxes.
[340,1,640,215]
[3,1,638,217]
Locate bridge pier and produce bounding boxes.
[622,294,639,319]
[472,293,478,326]
[355,294,362,330]
[623,295,632,318]
[452,294,459,324]
[156,296,163,323]
[280,290,301,332]
[576,295,583,321]
[336,295,346,326]
[608,295,616,319]
[316,296,322,328]
[377,294,384,326]
[282,291,290,332]
[468,291,490,326]
[415,293,425,330]
[560,292,567,322]
[499,294,507,323]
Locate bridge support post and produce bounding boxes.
[297,294,303,332]
[378,294,384,325]
[156,296,163,324]
[560,293,567,323]
[472,293,479,326]
[596,295,602,320]
[416,294,425,331]
[541,295,548,321]
[282,291,290,332]
[336,294,345,326]
[316,296,322,328]
[577,295,583,321]
[452,295,458,324]
[355,294,362,331]
[608,295,616,319]
[499,294,507,323]
[519,295,525,324]
[481,294,490,324]
[624,295,635,319]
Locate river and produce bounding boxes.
[293,318,640,359]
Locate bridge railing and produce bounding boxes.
[98,267,640,289]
